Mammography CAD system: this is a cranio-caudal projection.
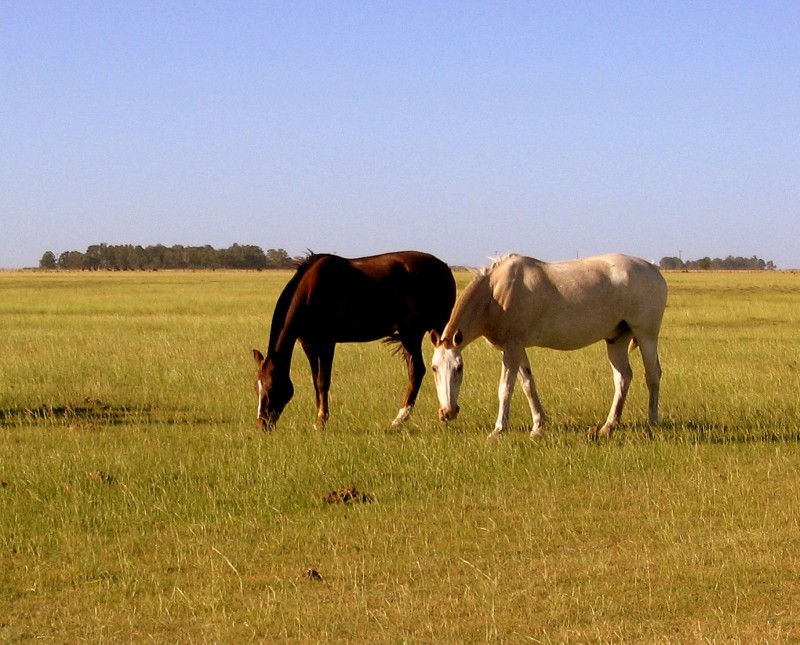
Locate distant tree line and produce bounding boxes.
[659,255,776,271]
[38,244,294,271]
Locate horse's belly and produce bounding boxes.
[331,319,397,343]
[534,335,606,351]
[525,321,617,351]
[335,330,389,343]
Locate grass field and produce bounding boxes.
[1,268,799,643]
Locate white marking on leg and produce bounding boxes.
[518,355,546,438]
[491,347,520,437]
[391,405,413,427]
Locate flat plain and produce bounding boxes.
[1,269,799,643]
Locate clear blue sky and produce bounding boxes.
[2,1,799,269]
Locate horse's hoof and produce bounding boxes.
[487,429,504,441]
[529,429,545,441]
[391,406,413,427]
[589,425,614,440]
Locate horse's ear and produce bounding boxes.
[253,349,265,365]
[430,329,440,346]
[453,329,463,347]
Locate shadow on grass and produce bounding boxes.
[491,419,800,445]
[650,419,800,445]
[0,398,214,428]
[0,398,151,427]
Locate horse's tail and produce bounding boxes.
[382,332,404,354]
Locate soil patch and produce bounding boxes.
[324,486,374,505]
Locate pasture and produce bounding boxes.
[1,268,799,643]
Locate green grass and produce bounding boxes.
[2,269,800,643]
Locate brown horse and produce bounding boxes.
[253,251,456,431]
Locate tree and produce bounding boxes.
[39,251,57,269]
[57,250,86,270]
[265,248,293,268]
[40,242,283,270]
[85,244,109,270]
[659,254,776,270]
[659,256,683,271]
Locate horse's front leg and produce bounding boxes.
[489,345,523,439]
[392,335,425,427]
[638,337,662,430]
[518,351,546,439]
[302,342,335,428]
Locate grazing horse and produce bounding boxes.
[253,251,456,431]
[430,253,667,439]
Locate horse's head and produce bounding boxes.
[430,329,464,422]
[252,349,294,431]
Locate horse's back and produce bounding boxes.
[528,253,665,303]
[595,254,667,319]
[351,250,451,280]
[488,253,666,349]
[298,251,455,340]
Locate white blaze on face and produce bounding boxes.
[431,345,464,420]
[256,379,264,420]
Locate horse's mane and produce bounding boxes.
[267,251,326,352]
[291,250,324,273]
[441,254,525,343]
[479,253,520,276]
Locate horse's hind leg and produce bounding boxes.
[392,333,425,426]
[638,337,662,429]
[593,331,634,439]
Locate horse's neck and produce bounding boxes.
[267,278,305,369]
[267,331,296,371]
[447,274,492,345]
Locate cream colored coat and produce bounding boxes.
[431,253,667,439]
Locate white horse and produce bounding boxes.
[430,253,667,439]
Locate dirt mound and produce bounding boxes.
[324,486,373,505]
[303,567,324,582]
[88,470,114,485]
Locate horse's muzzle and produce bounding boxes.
[439,406,460,422]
